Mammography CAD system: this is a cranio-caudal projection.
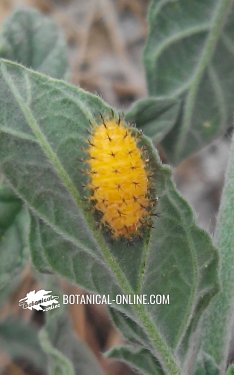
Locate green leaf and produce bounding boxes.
[0,7,69,79]
[126,97,180,143]
[194,352,219,375]
[106,345,163,375]
[0,186,30,303]
[39,305,105,375]
[0,59,219,375]
[227,365,234,375]
[144,0,233,162]
[194,131,234,373]
[0,317,47,372]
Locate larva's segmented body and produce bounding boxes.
[86,115,155,239]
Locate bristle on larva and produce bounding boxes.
[86,116,153,238]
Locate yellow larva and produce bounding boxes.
[86,115,153,239]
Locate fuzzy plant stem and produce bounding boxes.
[199,131,234,372]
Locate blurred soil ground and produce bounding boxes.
[0,0,232,374]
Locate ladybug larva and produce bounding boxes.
[85,113,156,239]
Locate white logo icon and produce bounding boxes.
[19,289,60,312]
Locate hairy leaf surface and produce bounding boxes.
[106,345,163,375]
[0,7,69,79]
[0,186,30,303]
[126,97,180,144]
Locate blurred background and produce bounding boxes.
[0,0,231,374]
